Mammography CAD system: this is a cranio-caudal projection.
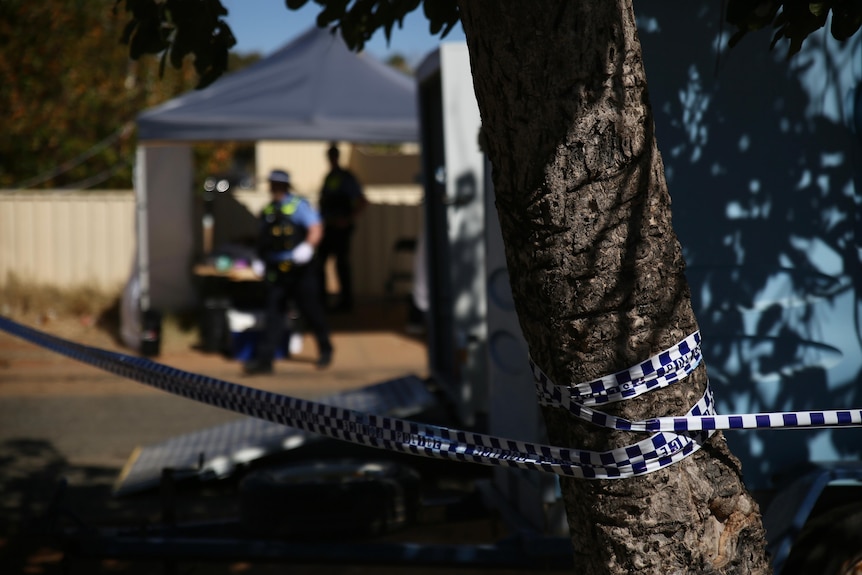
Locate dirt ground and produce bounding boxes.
[0,301,572,575]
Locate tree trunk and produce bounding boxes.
[457,2,771,573]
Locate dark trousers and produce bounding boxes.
[256,263,332,365]
[318,226,354,307]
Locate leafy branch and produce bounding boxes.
[116,0,861,89]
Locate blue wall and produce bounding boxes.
[639,2,862,489]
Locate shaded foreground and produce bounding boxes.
[0,302,570,574]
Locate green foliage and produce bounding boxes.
[116,0,237,89]
[115,0,458,88]
[114,1,860,92]
[0,0,256,190]
[5,0,857,191]
[385,53,413,75]
[301,0,459,51]
[726,0,862,57]
[0,0,158,189]
[421,0,458,37]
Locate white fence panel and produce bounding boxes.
[0,191,136,291]
[0,189,421,301]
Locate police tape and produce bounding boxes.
[531,332,862,432]
[534,332,704,407]
[1,315,860,480]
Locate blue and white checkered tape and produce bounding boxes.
[2,315,860,480]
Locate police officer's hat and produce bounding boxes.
[268,169,292,187]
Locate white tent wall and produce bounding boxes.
[135,143,196,311]
[0,191,135,291]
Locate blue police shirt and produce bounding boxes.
[265,195,320,263]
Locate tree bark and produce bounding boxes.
[457,2,771,573]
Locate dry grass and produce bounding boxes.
[0,275,198,352]
[0,274,117,318]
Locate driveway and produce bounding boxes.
[0,302,570,574]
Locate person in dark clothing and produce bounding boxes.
[317,143,367,312]
[244,169,333,374]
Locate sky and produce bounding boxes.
[220,1,465,66]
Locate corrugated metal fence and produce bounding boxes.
[0,189,422,301]
[0,191,136,291]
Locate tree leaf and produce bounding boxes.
[807,2,828,17]
[422,0,458,37]
[831,0,862,40]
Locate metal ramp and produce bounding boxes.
[113,374,436,496]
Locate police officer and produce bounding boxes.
[317,143,367,312]
[244,169,333,374]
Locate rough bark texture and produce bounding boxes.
[456,2,771,574]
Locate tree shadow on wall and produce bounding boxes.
[638,0,862,490]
